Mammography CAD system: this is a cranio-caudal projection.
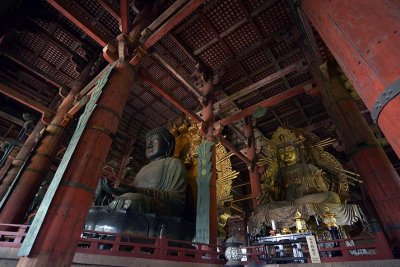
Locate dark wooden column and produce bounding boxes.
[318,62,400,249]
[243,117,261,209]
[302,0,400,158]
[201,76,217,245]
[0,66,92,225]
[0,121,46,201]
[17,62,136,267]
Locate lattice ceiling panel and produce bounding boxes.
[270,40,297,59]
[237,93,265,109]
[278,51,303,68]
[173,86,189,100]
[14,32,45,55]
[198,41,232,69]
[147,63,167,81]
[40,44,65,67]
[260,80,287,98]
[251,65,278,82]
[241,46,273,73]
[287,72,313,87]
[304,103,326,117]
[130,97,146,110]
[140,91,156,104]
[243,0,267,12]
[273,101,298,114]
[253,1,292,37]
[281,111,304,125]
[205,0,246,33]
[177,15,216,51]
[297,93,317,106]
[60,60,80,79]
[255,110,275,124]
[225,79,252,95]
[258,119,280,135]
[220,64,246,87]
[152,101,169,112]
[223,23,260,55]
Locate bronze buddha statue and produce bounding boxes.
[85,127,192,239]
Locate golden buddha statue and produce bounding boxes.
[252,127,364,230]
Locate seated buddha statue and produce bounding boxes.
[251,127,363,230]
[101,127,187,216]
[85,127,192,238]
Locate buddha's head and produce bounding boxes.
[278,143,299,166]
[145,127,175,161]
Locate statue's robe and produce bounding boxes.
[110,157,187,216]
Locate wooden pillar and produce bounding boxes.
[201,76,217,245]
[0,66,92,225]
[319,62,400,249]
[17,62,136,267]
[243,117,261,209]
[302,0,400,158]
[0,121,46,201]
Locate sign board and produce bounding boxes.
[306,235,321,263]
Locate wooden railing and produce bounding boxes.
[242,232,393,264]
[0,224,29,248]
[0,224,393,265]
[76,230,226,264]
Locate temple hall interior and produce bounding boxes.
[0,0,399,266]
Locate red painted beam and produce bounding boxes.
[139,70,203,124]
[98,0,120,22]
[215,61,301,106]
[216,83,309,126]
[47,0,109,47]
[120,0,129,34]
[0,83,55,118]
[142,0,206,50]
[217,136,250,166]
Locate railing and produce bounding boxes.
[77,230,226,264]
[242,232,393,264]
[0,224,393,265]
[0,224,29,248]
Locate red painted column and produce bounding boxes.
[0,66,93,225]
[201,76,217,245]
[17,62,136,267]
[243,117,261,209]
[302,0,400,158]
[318,62,400,250]
[0,121,46,200]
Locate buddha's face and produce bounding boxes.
[146,134,168,161]
[278,144,299,165]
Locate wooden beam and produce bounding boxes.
[46,0,109,47]
[120,0,129,34]
[139,69,203,124]
[142,0,206,50]
[217,136,250,166]
[4,53,63,88]
[215,61,302,107]
[0,111,24,127]
[216,83,309,126]
[0,83,55,117]
[98,0,120,21]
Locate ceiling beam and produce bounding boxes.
[216,83,310,126]
[120,0,129,34]
[215,61,302,107]
[142,0,206,50]
[98,0,120,22]
[0,83,55,118]
[46,0,109,47]
[0,111,24,127]
[139,69,203,124]
[4,53,63,89]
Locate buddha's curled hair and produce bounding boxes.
[145,127,175,157]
